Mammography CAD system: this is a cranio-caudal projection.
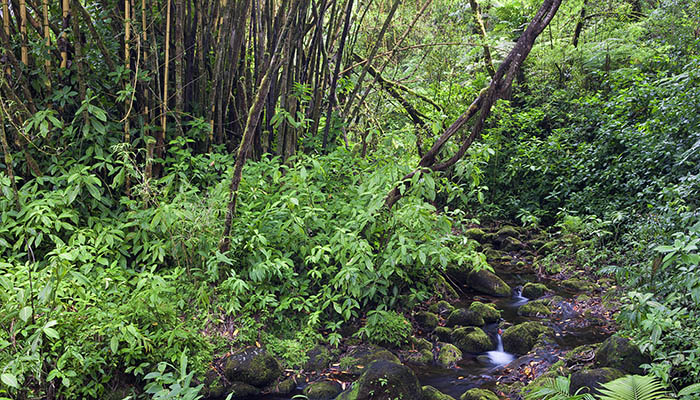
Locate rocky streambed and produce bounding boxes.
[202,225,650,400]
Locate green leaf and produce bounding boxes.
[679,383,700,396]
[19,306,32,322]
[110,336,119,354]
[1,373,19,389]
[43,327,60,339]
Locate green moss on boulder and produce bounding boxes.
[336,360,423,400]
[517,299,552,317]
[423,385,457,400]
[570,368,625,396]
[521,360,569,397]
[429,300,456,316]
[562,278,597,292]
[403,349,434,366]
[341,345,400,377]
[222,347,282,388]
[433,327,453,342]
[594,335,651,374]
[437,343,462,368]
[466,269,512,297]
[465,228,486,242]
[409,336,433,352]
[415,311,439,331]
[522,282,549,299]
[496,226,519,239]
[226,382,261,399]
[501,322,553,354]
[303,380,343,400]
[501,236,525,252]
[469,301,501,323]
[451,327,494,353]
[460,388,499,400]
[305,345,332,372]
[446,308,485,327]
[537,241,558,255]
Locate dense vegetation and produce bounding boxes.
[1,0,699,399]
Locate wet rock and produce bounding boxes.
[460,388,499,400]
[501,236,526,252]
[594,335,651,374]
[570,367,625,396]
[483,233,498,244]
[469,301,501,323]
[305,345,333,371]
[520,360,569,397]
[341,345,400,377]
[303,379,343,400]
[222,347,282,388]
[437,343,462,367]
[203,369,227,399]
[415,311,439,331]
[429,300,456,316]
[564,344,599,366]
[562,278,597,292]
[464,228,486,242]
[270,377,296,395]
[484,248,502,260]
[522,282,549,299]
[446,308,485,327]
[518,299,552,317]
[435,275,460,298]
[336,360,423,400]
[466,269,512,297]
[502,322,553,354]
[226,382,261,399]
[433,327,453,342]
[496,226,520,239]
[451,327,494,353]
[409,336,433,352]
[423,385,457,400]
[403,349,434,366]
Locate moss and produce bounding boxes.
[496,226,519,239]
[446,308,485,327]
[460,388,499,400]
[273,377,296,395]
[464,228,486,242]
[517,299,552,317]
[429,300,456,316]
[303,380,343,400]
[484,248,502,260]
[594,335,650,374]
[435,274,460,298]
[409,336,433,352]
[222,347,282,388]
[415,311,439,331]
[562,278,597,292]
[437,343,462,367]
[423,385,457,400]
[403,349,434,366]
[570,368,625,396]
[501,236,525,252]
[564,344,599,365]
[433,327,453,342]
[305,345,332,371]
[521,282,549,299]
[483,233,498,243]
[336,360,423,400]
[469,301,501,323]
[501,322,553,354]
[341,345,400,377]
[520,360,569,396]
[537,241,558,255]
[466,269,512,297]
[226,381,261,399]
[451,327,494,353]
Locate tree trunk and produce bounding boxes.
[468,0,495,77]
[19,0,28,65]
[572,0,587,48]
[60,0,69,68]
[42,0,51,88]
[159,0,172,175]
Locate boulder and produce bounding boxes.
[403,349,434,366]
[496,226,519,239]
[517,299,552,317]
[451,327,494,353]
[222,347,282,388]
[409,336,433,352]
[594,335,651,374]
[464,228,486,242]
[469,301,501,323]
[269,377,296,395]
[415,311,439,331]
[460,388,499,400]
[203,369,227,399]
[522,282,549,299]
[446,308,485,327]
[570,368,625,396]
[433,327,453,342]
[501,236,526,252]
[466,269,512,297]
[429,300,456,316]
[336,360,423,400]
[225,382,261,399]
[305,345,333,371]
[537,241,558,255]
[303,379,343,400]
[437,343,462,368]
[562,278,597,292]
[502,322,553,354]
[423,385,457,400]
[341,345,400,377]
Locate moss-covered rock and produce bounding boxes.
[522,282,549,299]
[496,226,519,239]
[501,236,526,252]
[423,385,457,400]
[341,345,401,377]
[517,299,552,317]
[336,360,423,400]
[433,327,453,342]
[537,241,558,255]
[469,301,501,323]
[570,368,625,396]
[303,379,343,400]
[446,308,485,327]
[465,228,486,242]
[562,278,597,292]
[483,233,498,244]
[409,336,433,352]
[437,343,462,367]
[484,248,502,260]
[435,274,460,299]
[594,335,651,374]
[520,360,569,397]
[222,347,282,388]
[271,377,297,395]
[203,369,227,399]
[460,388,499,400]
[415,311,439,331]
[466,269,512,297]
[502,322,553,354]
[429,300,456,316]
[403,349,434,366]
[226,382,261,399]
[305,345,332,372]
[451,327,494,353]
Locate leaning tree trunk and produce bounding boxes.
[384,0,563,209]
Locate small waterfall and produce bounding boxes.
[485,332,514,366]
[495,333,504,352]
[511,286,528,306]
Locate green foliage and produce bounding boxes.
[597,375,670,400]
[140,350,204,400]
[524,375,594,400]
[355,309,412,347]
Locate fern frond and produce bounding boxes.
[596,375,671,400]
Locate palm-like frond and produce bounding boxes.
[524,376,595,400]
[596,375,671,400]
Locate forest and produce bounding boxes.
[1,0,699,399]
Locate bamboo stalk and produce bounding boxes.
[2,0,9,75]
[160,0,171,165]
[20,0,28,65]
[42,0,51,88]
[61,0,69,68]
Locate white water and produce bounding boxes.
[511,286,529,306]
[485,334,515,366]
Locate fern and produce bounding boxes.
[596,375,671,400]
[524,376,595,400]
